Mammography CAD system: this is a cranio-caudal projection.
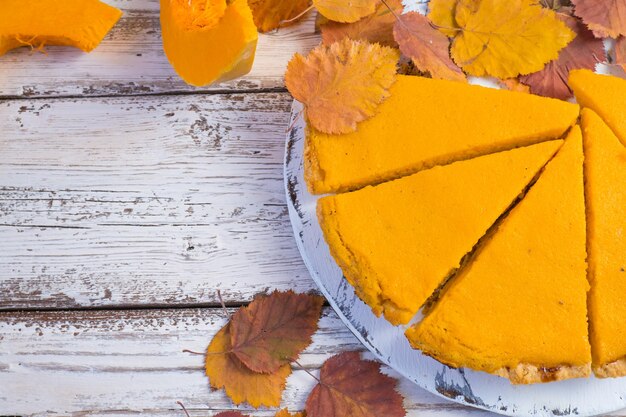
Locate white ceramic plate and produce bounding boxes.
[284,100,626,416]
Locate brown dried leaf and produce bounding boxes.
[393,12,465,81]
[312,0,377,23]
[572,0,626,38]
[540,0,573,10]
[615,36,626,69]
[320,0,403,47]
[205,324,291,408]
[305,352,406,417]
[285,38,400,134]
[248,0,312,32]
[520,13,605,99]
[230,290,324,374]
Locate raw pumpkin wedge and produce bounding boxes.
[160,0,258,86]
[0,0,122,56]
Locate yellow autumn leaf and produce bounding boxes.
[450,0,575,78]
[312,0,377,23]
[275,409,306,417]
[285,38,399,134]
[205,324,291,408]
[428,0,459,37]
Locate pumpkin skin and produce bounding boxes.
[160,0,258,87]
[0,0,122,56]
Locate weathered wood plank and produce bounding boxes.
[0,0,318,98]
[0,306,503,417]
[0,93,317,309]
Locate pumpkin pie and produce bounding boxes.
[318,140,563,325]
[582,109,626,378]
[569,70,626,147]
[305,75,579,194]
[405,128,591,383]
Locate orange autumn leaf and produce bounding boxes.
[285,38,399,134]
[248,0,312,32]
[230,290,324,374]
[312,0,377,23]
[447,0,575,78]
[320,0,403,47]
[275,409,306,417]
[215,413,249,417]
[305,352,406,417]
[499,78,531,94]
[205,324,291,408]
[393,12,465,81]
[520,13,606,99]
[572,0,626,38]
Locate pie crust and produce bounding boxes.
[494,363,591,384]
[594,357,626,378]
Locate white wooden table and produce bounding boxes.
[0,1,623,416]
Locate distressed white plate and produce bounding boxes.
[284,100,626,416]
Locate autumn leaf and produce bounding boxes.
[205,324,291,408]
[275,409,306,417]
[572,0,626,38]
[520,13,605,99]
[215,413,249,417]
[230,290,324,374]
[499,78,531,94]
[312,0,378,23]
[615,36,626,69]
[305,352,405,417]
[320,0,403,47]
[540,0,572,9]
[393,12,465,81]
[248,0,312,32]
[285,38,399,134]
[428,0,460,37]
[449,0,575,78]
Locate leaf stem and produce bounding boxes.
[182,349,205,355]
[294,359,321,382]
[279,5,315,27]
[217,289,229,318]
[176,401,191,417]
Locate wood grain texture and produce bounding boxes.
[0,307,495,417]
[0,0,319,98]
[0,93,316,309]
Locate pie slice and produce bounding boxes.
[581,109,626,378]
[305,75,579,194]
[569,70,626,146]
[318,140,563,325]
[405,128,591,384]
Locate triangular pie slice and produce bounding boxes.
[318,140,563,325]
[582,109,626,378]
[305,75,579,194]
[569,70,626,147]
[405,128,591,384]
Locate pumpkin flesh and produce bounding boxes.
[0,0,122,56]
[160,0,258,86]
